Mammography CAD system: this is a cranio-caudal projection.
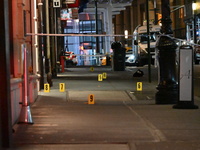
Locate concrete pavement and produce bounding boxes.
[10,66,200,150]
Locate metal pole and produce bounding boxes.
[50,2,57,77]
[154,0,158,25]
[18,47,34,124]
[193,17,197,44]
[38,1,45,90]
[160,0,172,34]
[95,0,100,54]
[54,9,58,65]
[46,0,51,70]
[146,0,151,83]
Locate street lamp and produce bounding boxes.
[192,2,197,11]
[155,0,178,104]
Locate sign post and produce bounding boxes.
[173,45,198,109]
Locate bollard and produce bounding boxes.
[155,35,178,104]
[60,56,65,72]
[173,45,198,109]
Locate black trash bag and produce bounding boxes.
[133,69,144,77]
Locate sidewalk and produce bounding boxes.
[10,66,200,150]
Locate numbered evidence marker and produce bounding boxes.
[53,0,61,7]
[88,94,95,104]
[44,84,50,92]
[102,72,107,79]
[59,83,65,92]
[90,67,94,72]
[98,74,103,81]
[137,82,142,91]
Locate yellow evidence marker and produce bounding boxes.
[98,74,103,81]
[88,94,95,104]
[59,83,65,92]
[44,84,50,92]
[137,82,142,91]
[90,67,94,72]
[102,72,107,79]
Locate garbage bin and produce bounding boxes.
[111,42,126,71]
